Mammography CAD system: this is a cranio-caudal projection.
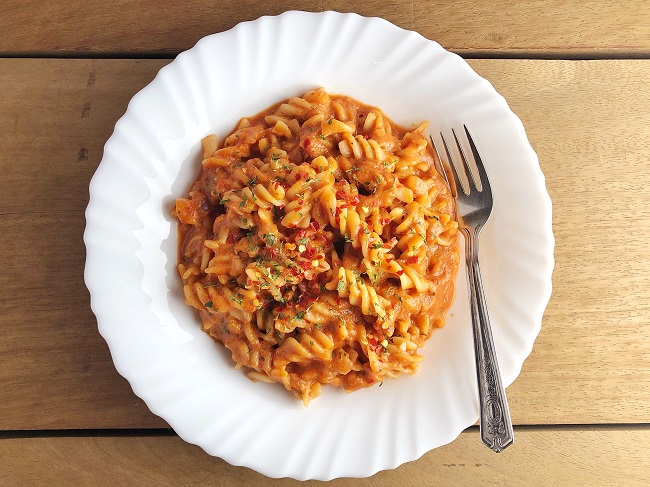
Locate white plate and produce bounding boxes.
[84,11,553,480]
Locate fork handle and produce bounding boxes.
[464,227,514,452]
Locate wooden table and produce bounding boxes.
[2,2,650,485]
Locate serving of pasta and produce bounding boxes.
[174,89,459,404]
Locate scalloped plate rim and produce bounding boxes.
[84,10,554,481]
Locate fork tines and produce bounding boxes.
[431,125,491,198]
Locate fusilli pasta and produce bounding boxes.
[174,89,459,404]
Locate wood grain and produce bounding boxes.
[466,59,650,424]
[0,59,169,429]
[1,427,649,486]
[1,59,650,429]
[0,1,649,56]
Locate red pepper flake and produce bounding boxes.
[296,173,302,180]
[336,190,347,199]
[381,218,391,225]
[397,270,404,276]
[406,255,418,265]
[273,181,280,189]
[309,221,319,231]
[304,247,317,258]
[299,260,313,270]
[227,233,239,244]
[367,336,384,354]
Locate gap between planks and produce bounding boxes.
[1,423,650,440]
[1,50,650,60]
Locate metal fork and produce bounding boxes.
[431,126,514,453]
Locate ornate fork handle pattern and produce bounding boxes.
[465,225,514,453]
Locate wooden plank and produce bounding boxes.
[0,60,169,429]
[0,1,649,56]
[1,427,649,485]
[466,59,650,424]
[1,59,650,429]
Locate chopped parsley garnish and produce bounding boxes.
[336,281,345,292]
[295,311,305,320]
[246,231,255,251]
[230,293,244,305]
[271,153,280,162]
[247,175,258,187]
[369,270,380,286]
[219,198,230,204]
[327,118,333,125]
[318,134,327,140]
[204,300,213,308]
[296,238,309,245]
[264,233,276,246]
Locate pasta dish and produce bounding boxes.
[174,89,459,404]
